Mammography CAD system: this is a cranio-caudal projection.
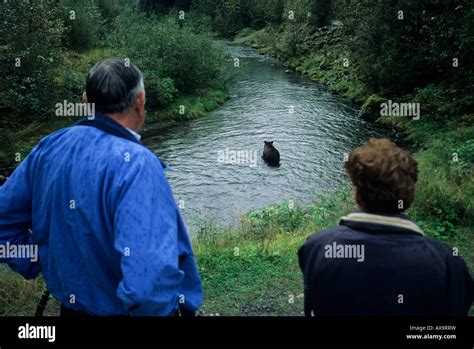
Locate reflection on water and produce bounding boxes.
[144,43,392,232]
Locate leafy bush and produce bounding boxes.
[96,0,120,27]
[454,140,474,165]
[144,73,177,109]
[245,200,309,235]
[176,10,214,35]
[0,0,65,122]
[59,0,103,51]
[107,9,224,107]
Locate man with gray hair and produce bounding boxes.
[0,58,202,316]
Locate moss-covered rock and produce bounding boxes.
[360,94,387,122]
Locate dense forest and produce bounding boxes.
[0,0,473,316]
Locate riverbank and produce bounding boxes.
[236,25,368,106]
[0,48,229,180]
[0,189,354,316]
[0,4,230,178]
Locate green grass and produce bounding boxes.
[0,266,61,316]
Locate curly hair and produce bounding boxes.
[345,138,418,213]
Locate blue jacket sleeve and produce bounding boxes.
[113,154,199,316]
[176,213,203,313]
[0,152,41,279]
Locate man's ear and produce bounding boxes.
[82,92,88,104]
[134,90,145,111]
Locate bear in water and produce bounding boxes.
[262,141,280,167]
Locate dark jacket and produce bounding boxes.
[298,212,473,316]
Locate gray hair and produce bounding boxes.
[85,58,145,114]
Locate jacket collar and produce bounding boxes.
[340,212,424,236]
[75,113,169,170]
[75,113,141,145]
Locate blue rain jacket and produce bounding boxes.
[0,114,202,316]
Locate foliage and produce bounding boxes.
[59,0,103,51]
[139,0,191,15]
[107,10,224,108]
[0,0,66,124]
[190,0,333,37]
[408,126,474,241]
[350,0,473,96]
[245,200,309,236]
[0,1,227,170]
[192,0,286,37]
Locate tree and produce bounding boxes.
[139,0,191,15]
[314,0,332,27]
[352,0,473,96]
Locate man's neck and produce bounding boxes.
[108,112,140,133]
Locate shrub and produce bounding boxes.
[144,73,177,109]
[107,9,224,107]
[244,200,309,236]
[59,0,103,51]
[409,133,474,237]
[0,0,66,122]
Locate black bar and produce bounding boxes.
[0,317,472,347]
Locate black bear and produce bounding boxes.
[262,141,280,167]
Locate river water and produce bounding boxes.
[144,43,392,232]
